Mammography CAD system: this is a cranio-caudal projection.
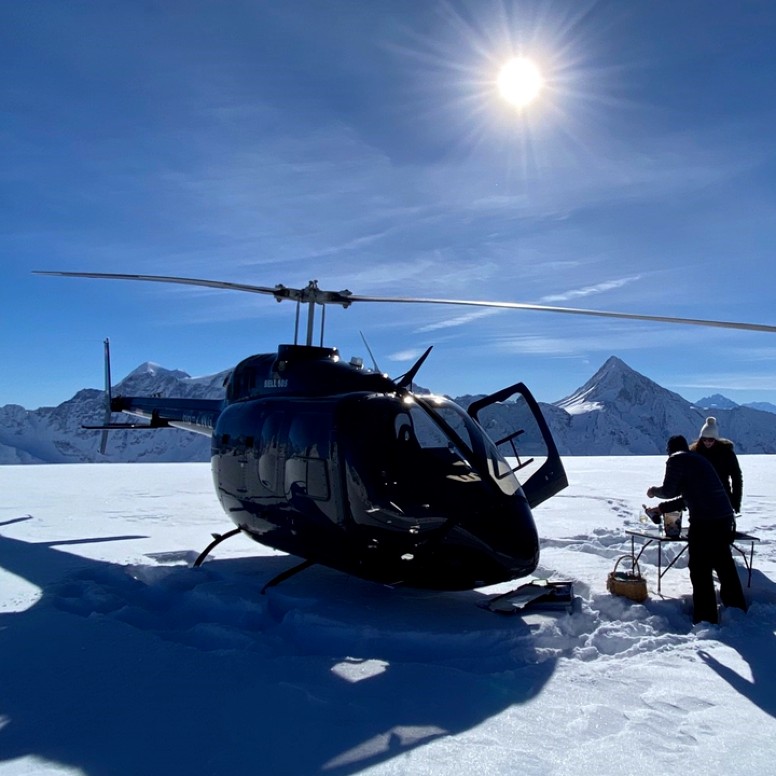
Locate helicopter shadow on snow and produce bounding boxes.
[0,528,558,776]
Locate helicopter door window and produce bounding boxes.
[285,458,330,500]
[284,412,332,502]
[476,395,550,484]
[394,413,415,444]
[466,383,568,507]
[258,410,284,495]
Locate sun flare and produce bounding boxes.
[497,57,543,108]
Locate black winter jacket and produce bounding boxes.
[651,450,734,522]
[690,438,742,512]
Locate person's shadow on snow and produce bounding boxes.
[697,567,776,719]
[0,525,556,776]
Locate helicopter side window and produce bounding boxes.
[284,412,331,501]
[395,413,415,445]
[228,366,257,402]
[258,410,284,495]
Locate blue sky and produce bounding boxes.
[3,0,776,410]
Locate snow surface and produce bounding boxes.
[1,458,775,776]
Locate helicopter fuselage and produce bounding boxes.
[111,343,565,589]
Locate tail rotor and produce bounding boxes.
[99,337,112,455]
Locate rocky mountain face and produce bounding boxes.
[695,393,739,411]
[560,358,776,453]
[548,356,720,455]
[2,355,775,463]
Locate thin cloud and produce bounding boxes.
[417,308,502,332]
[539,275,641,304]
[677,374,776,392]
[387,348,427,363]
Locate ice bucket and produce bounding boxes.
[663,511,682,538]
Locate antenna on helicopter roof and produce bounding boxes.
[359,331,381,372]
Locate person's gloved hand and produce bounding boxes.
[645,506,662,525]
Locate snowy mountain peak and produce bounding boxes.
[126,362,191,380]
[695,393,739,410]
[554,355,656,414]
[542,356,724,455]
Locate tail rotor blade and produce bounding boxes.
[100,338,112,456]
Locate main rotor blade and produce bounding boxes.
[34,271,776,334]
[33,271,355,307]
[33,271,282,296]
[346,293,776,334]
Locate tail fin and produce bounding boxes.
[395,346,433,389]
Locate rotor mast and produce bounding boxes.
[271,279,353,346]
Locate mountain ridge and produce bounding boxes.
[2,355,775,463]
[695,391,776,415]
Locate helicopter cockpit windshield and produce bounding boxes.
[413,396,521,497]
[338,394,522,533]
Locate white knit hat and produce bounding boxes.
[700,416,720,439]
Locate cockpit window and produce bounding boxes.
[415,397,520,496]
[339,395,521,529]
[404,405,457,450]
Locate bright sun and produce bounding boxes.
[497,57,543,108]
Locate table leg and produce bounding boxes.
[657,542,662,594]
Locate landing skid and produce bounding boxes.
[193,527,243,567]
[193,528,316,591]
[261,559,315,594]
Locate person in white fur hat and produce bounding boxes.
[690,416,743,513]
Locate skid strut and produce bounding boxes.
[193,527,243,567]
[261,559,316,594]
[193,528,317,591]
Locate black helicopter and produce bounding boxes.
[35,271,776,591]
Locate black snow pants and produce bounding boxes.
[688,517,747,624]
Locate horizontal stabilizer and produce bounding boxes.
[83,421,170,431]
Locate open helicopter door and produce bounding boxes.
[467,382,567,508]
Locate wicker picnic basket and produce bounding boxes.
[607,555,648,602]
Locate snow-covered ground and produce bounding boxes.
[1,458,774,775]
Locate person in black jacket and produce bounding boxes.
[690,416,743,514]
[646,434,747,625]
